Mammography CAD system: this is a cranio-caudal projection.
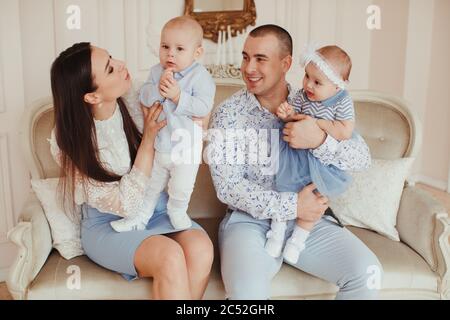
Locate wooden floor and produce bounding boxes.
[0,183,449,300]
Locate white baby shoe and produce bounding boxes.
[282,239,306,264]
[265,230,285,258]
[110,215,148,233]
[265,222,287,258]
[170,213,192,230]
[282,226,310,264]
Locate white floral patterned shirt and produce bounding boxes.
[207,85,371,222]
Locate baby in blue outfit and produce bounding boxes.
[111,16,216,232]
[266,45,365,263]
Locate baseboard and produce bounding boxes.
[0,267,9,282]
[410,174,448,192]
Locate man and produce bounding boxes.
[207,25,382,300]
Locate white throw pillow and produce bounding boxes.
[330,157,415,241]
[31,178,84,259]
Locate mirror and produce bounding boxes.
[184,0,256,43]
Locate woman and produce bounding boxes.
[49,42,214,299]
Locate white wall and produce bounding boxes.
[0,0,448,280]
[255,0,373,89]
[256,0,450,190]
[420,0,450,191]
[0,0,27,281]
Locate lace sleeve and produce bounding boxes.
[49,129,150,217]
[80,166,150,218]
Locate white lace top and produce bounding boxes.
[49,104,150,218]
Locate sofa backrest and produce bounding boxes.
[21,86,421,219]
[350,90,421,160]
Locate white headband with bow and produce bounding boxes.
[300,44,347,90]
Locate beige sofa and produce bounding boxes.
[6,84,450,300]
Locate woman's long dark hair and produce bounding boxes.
[50,42,142,218]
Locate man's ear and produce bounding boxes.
[84,92,102,105]
[195,46,204,59]
[281,55,293,73]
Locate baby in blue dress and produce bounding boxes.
[266,45,363,263]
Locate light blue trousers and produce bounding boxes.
[219,210,383,300]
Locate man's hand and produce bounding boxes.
[159,69,181,104]
[282,114,327,149]
[297,183,328,223]
[276,102,295,121]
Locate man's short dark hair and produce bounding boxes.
[249,24,293,58]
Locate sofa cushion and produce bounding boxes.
[270,226,438,299]
[330,158,415,241]
[31,178,84,260]
[27,218,438,300]
[348,227,438,293]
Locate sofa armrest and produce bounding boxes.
[396,186,450,298]
[435,213,450,299]
[6,192,52,300]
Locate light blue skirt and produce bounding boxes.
[80,192,204,281]
[275,132,353,197]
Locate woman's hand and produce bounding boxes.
[141,102,167,146]
[133,103,166,176]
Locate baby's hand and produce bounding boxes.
[160,68,174,87]
[276,102,295,120]
[160,70,181,103]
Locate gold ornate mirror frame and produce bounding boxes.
[184,0,257,43]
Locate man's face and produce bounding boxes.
[241,34,290,97]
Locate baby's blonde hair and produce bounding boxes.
[163,16,204,47]
[317,46,352,81]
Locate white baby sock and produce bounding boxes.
[265,222,287,258]
[283,226,310,264]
